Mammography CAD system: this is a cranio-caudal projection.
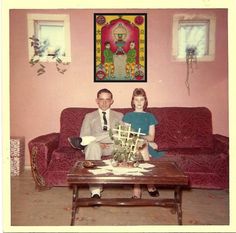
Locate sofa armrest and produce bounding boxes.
[213,134,229,154]
[28,133,59,190]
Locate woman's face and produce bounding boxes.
[133,95,145,111]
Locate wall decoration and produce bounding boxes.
[29,35,69,76]
[185,46,198,95]
[94,13,147,82]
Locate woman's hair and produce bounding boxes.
[131,88,148,110]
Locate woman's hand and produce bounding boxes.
[143,125,155,142]
[149,142,158,150]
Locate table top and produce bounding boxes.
[67,160,189,186]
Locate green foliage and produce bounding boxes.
[29,35,70,76]
[109,124,145,163]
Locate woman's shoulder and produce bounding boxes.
[124,111,153,116]
[123,111,135,117]
[122,112,135,123]
[146,111,158,123]
[145,111,155,117]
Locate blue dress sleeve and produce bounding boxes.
[148,113,158,126]
[122,114,128,122]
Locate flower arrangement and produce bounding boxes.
[185,46,197,59]
[134,64,145,80]
[109,123,146,167]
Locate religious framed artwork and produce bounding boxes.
[94,13,147,82]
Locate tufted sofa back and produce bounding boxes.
[59,107,213,150]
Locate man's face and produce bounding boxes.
[96,92,114,111]
[130,42,135,49]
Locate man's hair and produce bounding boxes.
[97,88,113,99]
[131,88,148,110]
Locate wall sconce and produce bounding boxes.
[185,46,197,95]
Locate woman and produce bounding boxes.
[122,88,164,198]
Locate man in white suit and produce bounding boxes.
[69,88,123,198]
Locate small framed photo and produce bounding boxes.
[94,13,147,82]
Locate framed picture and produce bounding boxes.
[94,13,147,82]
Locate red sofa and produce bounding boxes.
[28,107,229,190]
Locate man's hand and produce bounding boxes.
[100,143,109,149]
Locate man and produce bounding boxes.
[126,41,136,78]
[68,88,123,198]
[103,41,115,78]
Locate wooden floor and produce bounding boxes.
[10,169,229,228]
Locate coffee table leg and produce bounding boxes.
[174,186,183,225]
[70,185,78,226]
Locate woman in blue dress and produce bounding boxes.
[123,88,164,198]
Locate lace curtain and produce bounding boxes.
[178,21,209,58]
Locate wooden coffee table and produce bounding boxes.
[67,160,189,225]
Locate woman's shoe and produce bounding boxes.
[148,189,160,197]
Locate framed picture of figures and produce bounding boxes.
[94,13,147,82]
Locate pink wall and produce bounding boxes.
[10,9,228,165]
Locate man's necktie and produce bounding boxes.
[102,111,108,131]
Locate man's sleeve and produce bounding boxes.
[79,114,91,137]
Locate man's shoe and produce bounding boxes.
[68,137,85,150]
[91,194,101,208]
[68,136,97,150]
[91,194,101,199]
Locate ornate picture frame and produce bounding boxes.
[94,13,147,82]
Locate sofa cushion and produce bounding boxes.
[158,151,228,189]
[159,151,227,173]
[149,107,213,150]
[48,147,84,171]
[59,108,97,147]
